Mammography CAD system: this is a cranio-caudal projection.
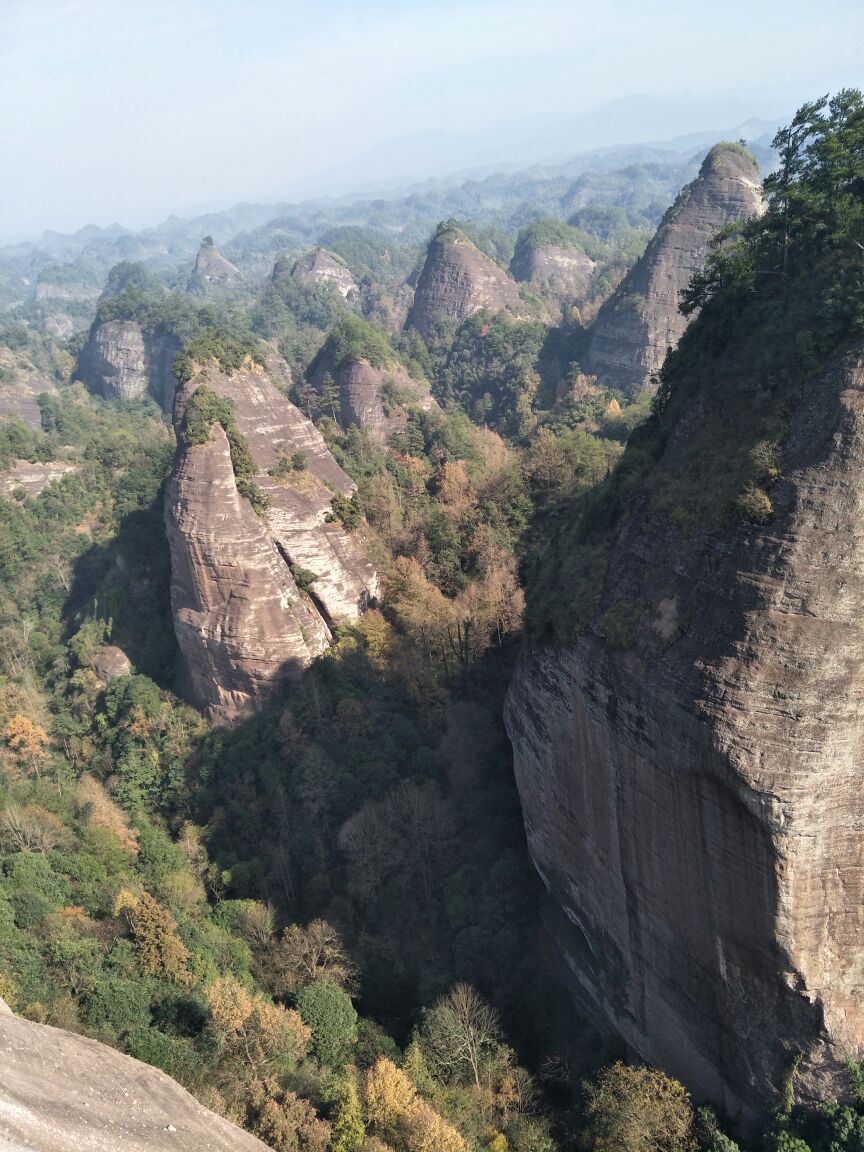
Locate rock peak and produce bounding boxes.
[585,144,762,396]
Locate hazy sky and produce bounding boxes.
[2,0,863,239]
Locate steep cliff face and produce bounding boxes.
[312,356,435,442]
[585,145,762,396]
[510,243,595,314]
[0,998,269,1151]
[77,319,180,410]
[186,239,243,295]
[410,224,526,339]
[292,248,358,298]
[165,357,377,722]
[505,347,864,1118]
[0,344,58,428]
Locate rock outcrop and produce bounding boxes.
[0,460,77,498]
[0,344,58,429]
[186,238,243,295]
[505,347,864,1119]
[310,349,435,443]
[409,222,526,339]
[292,248,358,298]
[165,356,377,723]
[0,998,269,1151]
[510,240,595,315]
[585,144,762,396]
[77,319,180,410]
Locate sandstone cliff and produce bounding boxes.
[310,322,435,442]
[585,145,762,396]
[292,247,358,298]
[510,237,595,316]
[409,222,526,339]
[77,319,180,410]
[506,346,864,1119]
[186,238,243,295]
[166,357,377,722]
[0,998,269,1151]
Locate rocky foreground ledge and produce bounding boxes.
[0,998,268,1151]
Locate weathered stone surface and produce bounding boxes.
[292,248,358,298]
[186,240,243,295]
[0,460,77,498]
[505,348,864,1119]
[510,243,595,313]
[312,357,435,443]
[585,145,763,396]
[166,357,377,722]
[77,320,180,410]
[0,998,269,1151]
[409,227,526,339]
[0,346,57,429]
[91,645,133,681]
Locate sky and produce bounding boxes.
[2,0,863,240]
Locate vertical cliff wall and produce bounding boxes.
[506,347,864,1119]
[77,319,180,410]
[409,223,526,339]
[585,145,762,396]
[165,357,377,722]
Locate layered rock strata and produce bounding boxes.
[311,357,435,442]
[510,243,595,313]
[77,319,180,410]
[585,144,762,396]
[410,225,526,338]
[165,357,377,722]
[505,349,864,1118]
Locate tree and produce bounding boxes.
[0,804,65,853]
[276,920,358,995]
[581,1062,696,1152]
[246,1077,331,1152]
[330,1075,366,1152]
[318,373,341,420]
[421,983,501,1088]
[296,980,357,1067]
[363,1057,467,1152]
[205,974,309,1074]
[126,892,191,984]
[4,714,51,778]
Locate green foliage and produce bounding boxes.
[296,980,357,1067]
[311,315,396,373]
[173,329,263,384]
[527,93,864,643]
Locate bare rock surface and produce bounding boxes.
[186,240,243,295]
[77,320,180,410]
[0,460,77,498]
[510,243,595,313]
[409,225,526,338]
[91,645,133,681]
[585,144,763,396]
[0,999,268,1151]
[505,348,864,1119]
[0,348,57,429]
[166,357,377,722]
[292,248,358,298]
[312,356,435,443]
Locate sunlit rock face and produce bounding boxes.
[585,144,763,396]
[291,248,358,298]
[409,226,526,339]
[77,319,180,410]
[505,348,864,1120]
[165,355,377,723]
